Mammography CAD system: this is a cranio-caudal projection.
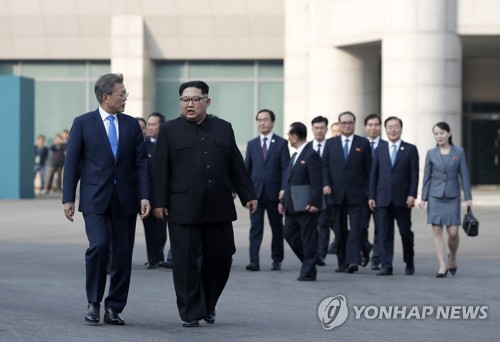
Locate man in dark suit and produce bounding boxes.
[245,109,290,272]
[361,113,382,270]
[63,73,150,325]
[279,122,323,281]
[306,116,331,266]
[323,111,371,274]
[152,80,257,327]
[368,116,419,276]
[141,112,169,269]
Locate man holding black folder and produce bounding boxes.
[279,122,323,281]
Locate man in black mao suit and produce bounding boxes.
[323,111,371,274]
[280,122,323,281]
[245,109,290,271]
[141,112,168,269]
[368,116,419,276]
[152,80,257,327]
[63,73,150,325]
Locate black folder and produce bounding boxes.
[290,185,326,213]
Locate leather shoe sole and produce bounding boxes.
[346,265,359,273]
[297,276,316,281]
[202,312,216,324]
[182,320,200,327]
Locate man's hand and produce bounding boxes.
[323,186,331,195]
[418,200,426,209]
[368,199,376,211]
[64,202,75,222]
[153,207,169,220]
[306,205,319,213]
[278,203,284,215]
[246,200,258,214]
[278,190,285,200]
[139,199,151,220]
[406,196,416,209]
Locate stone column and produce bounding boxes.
[110,16,154,117]
[382,0,461,151]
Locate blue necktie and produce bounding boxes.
[107,115,118,158]
[343,139,349,160]
[317,143,321,156]
[390,144,397,166]
[370,141,375,158]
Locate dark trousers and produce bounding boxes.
[284,211,319,278]
[361,206,381,265]
[169,222,235,322]
[82,187,136,312]
[377,204,414,268]
[317,203,333,259]
[142,214,168,264]
[332,198,365,269]
[249,192,284,263]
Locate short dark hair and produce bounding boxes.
[364,113,381,126]
[384,116,403,128]
[338,111,356,122]
[256,109,275,122]
[179,80,209,96]
[311,116,329,126]
[289,122,307,140]
[94,73,123,103]
[136,117,146,126]
[148,112,166,124]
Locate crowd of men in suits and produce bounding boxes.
[245,110,419,280]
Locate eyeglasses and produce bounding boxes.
[109,91,129,99]
[339,121,354,126]
[256,118,271,123]
[180,96,207,105]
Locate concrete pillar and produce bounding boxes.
[283,0,310,134]
[110,16,154,117]
[382,0,461,151]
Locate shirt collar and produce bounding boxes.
[389,139,402,149]
[260,132,274,143]
[99,106,117,121]
[342,134,354,143]
[294,141,307,159]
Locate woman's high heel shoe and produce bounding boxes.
[436,270,448,278]
[448,254,457,276]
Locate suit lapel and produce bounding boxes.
[92,110,115,160]
[116,113,127,162]
[392,141,405,168]
[264,137,276,164]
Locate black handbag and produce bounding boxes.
[462,206,479,237]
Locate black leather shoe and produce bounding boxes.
[360,244,372,267]
[103,307,125,325]
[377,267,393,276]
[146,262,158,269]
[271,261,281,271]
[316,257,326,266]
[405,264,415,275]
[182,320,200,327]
[371,263,381,270]
[246,262,260,271]
[297,275,316,281]
[84,303,100,324]
[158,260,173,269]
[202,312,216,324]
[346,264,359,273]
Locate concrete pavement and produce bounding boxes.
[0,191,499,342]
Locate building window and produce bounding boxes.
[0,61,110,141]
[155,61,284,146]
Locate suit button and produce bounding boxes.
[208,180,212,183]
[204,151,208,155]
[201,138,206,141]
[206,165,210,168]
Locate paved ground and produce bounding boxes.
[0,190,499,342]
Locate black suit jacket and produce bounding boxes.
[283,144,323,215]
[323,135,371,205]
[369,140,419,207]
[152,115,256,224]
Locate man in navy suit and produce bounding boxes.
[245,109,290,271]
[279,122,323,281]
[63,73,150,325]
[323,111,371,274]
[368,116,419,276]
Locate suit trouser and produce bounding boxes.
[284,211,319,278]
[317,203,334,259]
[249,192,284,263]
[332,199,365,268]
[142,214,168,264]
[169,222,235,322]
[377,204,414,268]
[83,187,136,312]
[361,206,381,265]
